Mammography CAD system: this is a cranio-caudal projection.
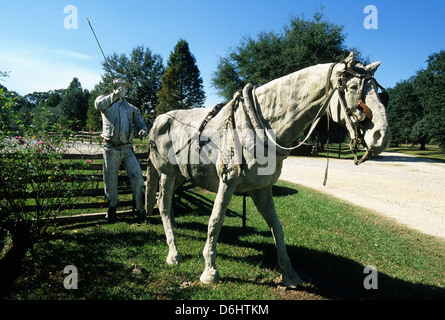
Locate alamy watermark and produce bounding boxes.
[364,5,378,30]
[64,5,78,30]
[161,128,277,176]
[363,265,378,290]
[64,265,78,289]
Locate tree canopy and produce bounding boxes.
[58,78,90,130]
[212,10,366,101]
[386,50,445,149]
[95,45,165,119]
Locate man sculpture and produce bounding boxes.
[95,79,148,222]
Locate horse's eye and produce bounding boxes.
[349,84,358,90]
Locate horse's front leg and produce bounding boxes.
[249,186,302,288]
[158,172,182,265]
[200,181,236,284]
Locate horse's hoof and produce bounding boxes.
[200,268,220,284]
[166,252,182,265]
[283,271,302,289]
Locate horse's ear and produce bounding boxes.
[365,61,381,75]
[344,51,355,68]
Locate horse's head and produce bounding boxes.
[329,52,391,164]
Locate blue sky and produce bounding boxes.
[1,0,444,108]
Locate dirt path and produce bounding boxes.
[280,152,445,240]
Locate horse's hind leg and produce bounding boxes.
[158,172,182,265]
[249,186,302,288]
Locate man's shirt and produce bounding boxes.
[95,94,147,145]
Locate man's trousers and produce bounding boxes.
[103,144,145,211]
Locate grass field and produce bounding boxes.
[316,143,445,162]
[387,145,445,162]
[2,180,444,301]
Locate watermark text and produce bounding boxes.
[363,5,378,30]
[64,265,78,289]
[64,5,78,30]
[363,265,378,290]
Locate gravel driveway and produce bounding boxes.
[280,152,445,240]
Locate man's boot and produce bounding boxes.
[136,209,148,224]
[106,207,117,223]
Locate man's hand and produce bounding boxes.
[112,87,126,102]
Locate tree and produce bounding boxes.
[386,50,445,149]
[58,78,90,130]
[31,91,64,130]
[0,73,16,134]
[85,89,101,131]
[413,50,445,149]
[96,45,164,121]
[0,81,94,258]
[386,78,422,147]
[212,9,366,101]
[156,39,205,114]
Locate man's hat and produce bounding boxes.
[112,79,130,88]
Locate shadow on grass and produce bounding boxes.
[173,187,444,300]
[372,153,444,164]
[179,220,445,300]
[2,185,444,300]
[0,219,168,300]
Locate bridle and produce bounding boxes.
[335,60,389,165]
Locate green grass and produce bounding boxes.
[316,143,445,162]
[2,181,444,300]
[387,145,445,162]
[316,143,367,160]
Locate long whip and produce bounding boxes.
[86,18,112,72]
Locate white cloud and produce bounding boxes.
[0,45,101,95]
[48,49,94,60]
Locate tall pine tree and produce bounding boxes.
[156,39,205,114]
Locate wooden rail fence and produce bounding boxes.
[23,148,248,228]
[28,152,150,223]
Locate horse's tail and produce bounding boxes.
[145,142,159,217]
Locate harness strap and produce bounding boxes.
[172,94,237,158]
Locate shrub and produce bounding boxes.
[0,111,93,252]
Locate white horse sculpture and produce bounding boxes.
[145,52,391,288]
